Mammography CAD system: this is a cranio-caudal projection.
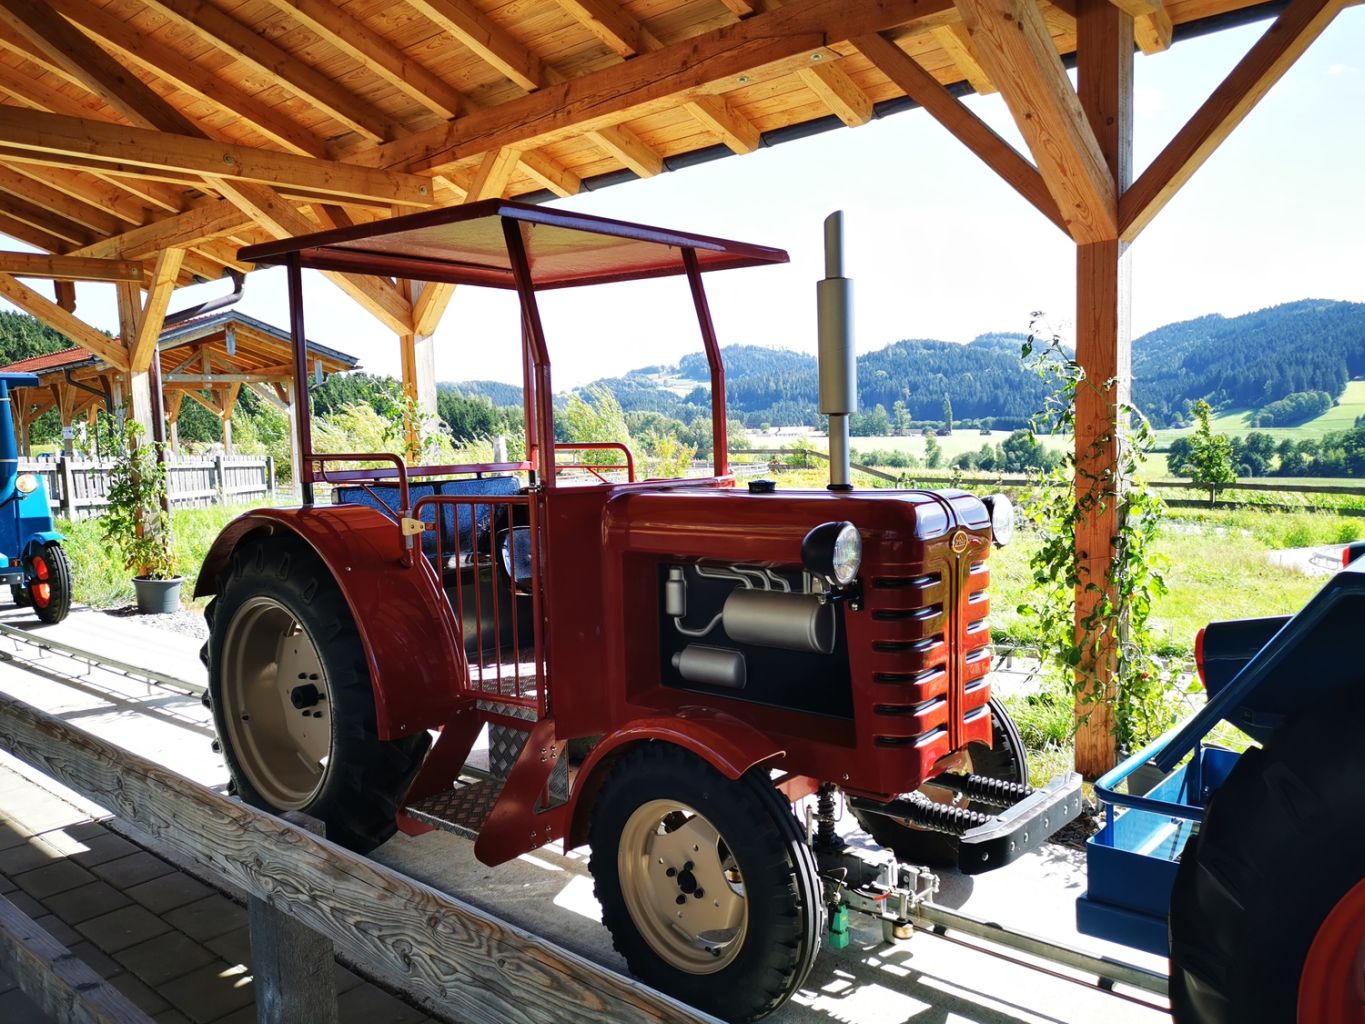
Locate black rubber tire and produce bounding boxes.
[204,535,429,853]
[1168,688,1365,1024]
[29,542,72,624]
[9,584,30,608]
[588,744,824,1022]
[850,696,1029,867]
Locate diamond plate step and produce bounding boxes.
[404,780,505,840]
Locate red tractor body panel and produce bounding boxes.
[196,505,464,738]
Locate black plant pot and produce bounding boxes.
[133,575,182,615]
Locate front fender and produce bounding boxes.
[197,506,464,738]
[566,709,786,848]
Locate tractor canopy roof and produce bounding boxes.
[239,199,790,290]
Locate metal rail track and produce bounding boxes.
[0,621,205,696]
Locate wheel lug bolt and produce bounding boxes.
[676,895,686,905]
[693,888,704,899]
[683,861,693,871]
[665,867,676,877]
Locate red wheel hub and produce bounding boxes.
[30,555,50,608]
[1299,877,1365,1023]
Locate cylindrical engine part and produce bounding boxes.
[664,566,687,618]
[671,645,746,689]
[827,417,850,491]
[722,589,836,654]
[817,212,856,415]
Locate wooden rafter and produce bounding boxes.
[684,95,762,153]
[0,187,92,247]
[0,0,198,135]
[372,0,956,174]
[933,23,996,93]
[261,0,466,123]
[0,163,122,237]
[143,0,391,143]
[407,0,547,91]
[0,162,152,228]
[1105,0,1172,53]
[69,202,249,260]
[952,0,1117,242]
[552,0,659,56]
[129,248,185,372]
[852,33,1066,232]
[0,273,129,370]
[519,151,582,198]
[0,109,436,208]
[588,124,664,177]
[1120,0,1344,241]
[797,59,874,128]
[0,210,70,253]
[0,251,143,282]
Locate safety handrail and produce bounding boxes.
[322,461,533,485]
[554,443,635,482]
[307,452,410,512]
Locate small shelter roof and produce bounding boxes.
[239,200,791,289]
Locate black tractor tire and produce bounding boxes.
[204,535,429,853]
[29,542,73,624]
[9,584,30,608]
[850,696,1028,867]
[588,744,824,1022]
[1169,688,1365,1024]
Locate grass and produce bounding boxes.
[58,502,263,610]
[1152,380,1365,447]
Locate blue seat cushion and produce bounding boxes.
[436,476,522,560]
[334,483,439,556]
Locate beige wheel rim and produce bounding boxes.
[220,596,333,809]
[617,799,748,974]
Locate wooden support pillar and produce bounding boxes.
[1072,0,1132,778]
[399,280,439,459]
[166,391,184,456]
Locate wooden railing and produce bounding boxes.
[0,693,715,1024]
[18,454,275,519]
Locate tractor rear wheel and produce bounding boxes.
[27,542,72,624]
[205,536,428,853]
[1168,688,1365,1024]
[588,744,823,1022]
[850,696,1028,867]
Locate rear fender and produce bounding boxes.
[197,506,464,738]
[565,709,786,849]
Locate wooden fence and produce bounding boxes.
[0,693,715,1024]
[17,454,275,519]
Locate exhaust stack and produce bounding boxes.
[817,211,856,491]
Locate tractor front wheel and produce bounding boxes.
[23,542,72,624]
[588,744,823,1022]
[205,536,428,853]
[1168,688,1365,1024]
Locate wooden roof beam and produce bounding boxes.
[0,0,198,135]
[261,0,466,122]
[69,201,249,260]
[0,109,436,208]
[951,0,1117,242]
[518,151,582,198]
[852,32,1066,232]
[0,162,153,228]
[0,252,143,282]
[0,272,130,370]
[373,0,957,174]
[0,211,69,253]
[129,247,185,372]
[1121,0,1345,240]
[797,59,874,127]
[933,23,996,93]
[684,95,762,152]
[1104,0,1171,52]
[0,165,123,237]
[48,0,328,158]
[212,179,413,336]
[143,0,393,143]
[587,125,665,176]
[551,0,660,56]
[407,0,547,91]
[0,191,92,247]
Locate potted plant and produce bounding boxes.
[101,420,181,614]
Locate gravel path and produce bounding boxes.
[101,604,209,640]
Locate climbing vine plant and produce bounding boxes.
[1017,319,1176,753]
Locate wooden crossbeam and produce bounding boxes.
[49,0,328,158]
[0,273,129,370]
[262,0,466,122]
[933,23,996,93]
[0,0,198,135]
[1104,0,1171,52]
[588,124,664,176]
[519,151,582,198]
[0,109,436,208]
[685,95,762,153]
[407,0,547,91]
[0,162,152,228]
[372,0,955,174]
[129,248,185,372]
[69,202,250,260]
[213,179,414,335]
[0,251,143,282]
[144,0,392,142]
[1119,0,1344,240]
[552,0,659,56]
[952,0,1117,242]
[0,189,92,247]
[0,211,69,253]
[797,60,874,127]
[852,33,1066,232]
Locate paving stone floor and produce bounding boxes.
[0,764,442,1024]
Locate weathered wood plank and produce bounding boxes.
[0,694,718,1024]
[0,893,156,1024]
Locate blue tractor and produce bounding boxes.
[0,373,72,624]
[1078,542,1365,1023]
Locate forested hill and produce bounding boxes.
[1131,300,1365,424]
[0,310,75,364]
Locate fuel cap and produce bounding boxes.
[748,479,776,494]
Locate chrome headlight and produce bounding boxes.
[802,521,862,587]
[983,493,1014,548]
[14,474,38,495]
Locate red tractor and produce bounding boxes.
[199,201,1080,1021]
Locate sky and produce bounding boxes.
[4,7,1363,390]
